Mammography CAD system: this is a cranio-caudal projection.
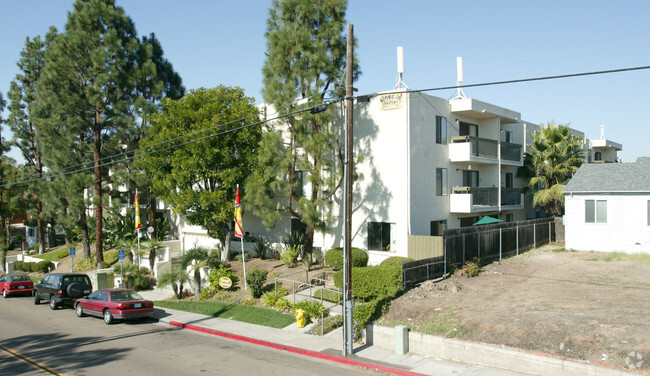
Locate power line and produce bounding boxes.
[3,64,649,187]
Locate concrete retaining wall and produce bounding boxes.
[365,324,631,376]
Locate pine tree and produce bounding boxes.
[7,34,54,254]
[36,0,141,262]
[248,0,359,255]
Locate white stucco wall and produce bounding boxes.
[564,193,650,253]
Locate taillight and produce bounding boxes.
[144,302,153,308]
[57,290,63,296]
[116,304,127,310]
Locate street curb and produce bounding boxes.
[168,321,428,376]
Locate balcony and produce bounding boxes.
[450,187,524,213]
[449,136,523,166]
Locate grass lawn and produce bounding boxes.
[35,247,70,262]
[155,300,295,329]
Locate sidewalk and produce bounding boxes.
[139,287,635,376]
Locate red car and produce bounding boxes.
[74,288,154,325]
[0,273,34,298]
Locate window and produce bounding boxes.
[430,220,447,236]
[462,170,479,187]
[506,214,514,222]
[505,172,514,188]
[436,168,448,196]
[28,228,35,237]
[594,151,602,161]
[504,130,514,143]
[459,121,478,137]
[459,216,479,227]
[368,222,391,251]
[293,171,305,197]
[435,116,447,144]
[585,199,607,223]
[291,218,306,236]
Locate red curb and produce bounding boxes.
[169,321,428,376]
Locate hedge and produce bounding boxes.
[324,247,368,270]
[380,256,415,267]
[333,264,403,302]
[13,260,53,273]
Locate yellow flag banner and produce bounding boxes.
[134,190,141,230]
[234,186,243,238]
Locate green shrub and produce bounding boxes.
[261,285,288,308]
[280,246,300,267]
[246,267,268,299]
[292,300,327,324]
[33,260,54,273]
[380,256,414,266]
[199,264,238,300]
[324,247,368,270]
[333,264,403,301]
[460,258,481,278]
[13,261,25,271]
[274,297,292,311]
[252,236,271,260]
[114,264,150,291]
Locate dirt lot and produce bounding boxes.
[378,244,649,371]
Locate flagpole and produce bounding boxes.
[234,184,247,290]
[240,235,247,291]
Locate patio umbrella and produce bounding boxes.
[473,216,504,226]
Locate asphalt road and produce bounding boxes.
[0,295,381,376]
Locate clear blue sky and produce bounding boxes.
[1,0,649,162]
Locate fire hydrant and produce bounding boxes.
[295,309,305,328]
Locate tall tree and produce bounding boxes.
[36,0,141,262]
[526,123,584,216]
[7,34,54,254]
[248,0,359,255]
[116,32,184,241]
[136,86,261,241]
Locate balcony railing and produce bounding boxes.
[450,187,524,213]
[450,136,522,163]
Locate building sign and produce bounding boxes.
[379,93,404,111]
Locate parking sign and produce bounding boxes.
[119,249,125,261]
[70,247,76,257]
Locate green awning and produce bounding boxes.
[473,216,504,226]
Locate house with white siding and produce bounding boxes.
[563,157,650,253]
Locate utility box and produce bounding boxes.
[395,325,409,354]
[86,269,115,291]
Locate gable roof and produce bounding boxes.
[564,157,650,194]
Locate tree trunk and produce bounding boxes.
[222,233,232,262]
[304,224,314,273]
[93,110,104,264]
[37,200,46,254]
[79,211,91,259]
[149,248,156,271]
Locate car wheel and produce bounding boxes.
[103,309,114,325]
[67,282,83,299]
[49,297,57,310]
[75,303,85,317]
[2,289,7,298]
[34,292,40,305]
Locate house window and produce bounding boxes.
[435,116,447,144]
[585,199,607,223]
[459,216,479,227]
[291,218,306,236]
[430,220,447,236]
[505,130,514,143]
[28,228,35,237]
[462,170,479,187]
[505,172,514,188]
[368,222,391,251]
[594,151,602,161]
[436,168,448,196]
[459,121,478,137]
[506,214,514,222]
[293,170,304,197]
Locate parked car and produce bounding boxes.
[0,273,34,297]
[34,273,92,310]
[74,288,154,325]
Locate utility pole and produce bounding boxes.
[342,23,354,357]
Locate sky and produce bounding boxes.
[1,0,649,163]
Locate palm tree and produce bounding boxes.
[526,123,584,216]
[157,266,189,299]
[180,246,220,293]
[142,239,163,271]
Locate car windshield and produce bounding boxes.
[11,275,30,282]
[110,290,144,301]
